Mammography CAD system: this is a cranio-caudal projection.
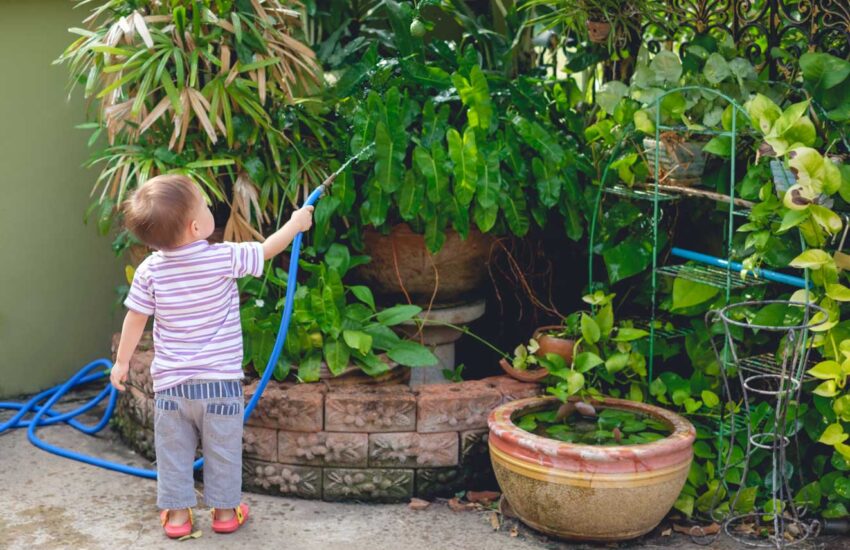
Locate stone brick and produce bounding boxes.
[278,431,368,467]
[369,432,458,468]
[460,429,489,465]
[243,460,321,499]
[112,408,155,463]
[244,380,324,432]
[243,426,277,462]
[415,468,467,500]
[459,429,497,491]
[325,385,416,433]
[323,468,414,502]
[121,385,154,429]
[416,381,501,433]
[480,375,542,404]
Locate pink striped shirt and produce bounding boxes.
[124,239,264,391]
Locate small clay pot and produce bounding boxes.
[533,325,575,364]
[587,20,611,43]
[500,358,550,383]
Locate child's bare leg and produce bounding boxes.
[214,508,235,521]
[167,508,191,525]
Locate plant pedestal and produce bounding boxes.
[397,299,487,387]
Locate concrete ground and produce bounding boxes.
[0,388,844,550]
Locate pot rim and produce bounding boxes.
[532,325,574,340]
[488,395,695,466]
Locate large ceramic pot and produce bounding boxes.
[354,224,495,305]
[488,396,695,541]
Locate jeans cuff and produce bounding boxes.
[205,498,241,509]
[158,500,197,510]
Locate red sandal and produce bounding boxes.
[211,503,249,534]
[160,508,193,539]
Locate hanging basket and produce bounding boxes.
[587,20,611,44]
[643,136,708,187]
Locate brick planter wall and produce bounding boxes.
[111,334,542,502]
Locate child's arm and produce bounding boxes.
[110,310,149,391]
[262,205,314,260]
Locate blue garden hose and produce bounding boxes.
[0,184,327,479]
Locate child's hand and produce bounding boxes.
[291,205,314,232]
[110,361,130,391]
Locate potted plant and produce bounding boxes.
[601,40,762,186]
[239,244,438,384]
[488,291,695,541]
[58,0,328,258]
[500,292,645,387]
[522,0,644,52]
[304,1,586,306]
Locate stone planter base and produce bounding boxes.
[111,333,541,502]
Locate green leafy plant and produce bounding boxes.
[58,0,328,250]
[600,39,761,156]
[321,43,588,252]
[239,244,438,382]
[522,0,645,55]
[507,291,649,400]
[516,407,670,446]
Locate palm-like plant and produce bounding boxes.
[58,0,327,245]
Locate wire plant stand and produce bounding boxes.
[706,300,827,548]
[588,86,751,381]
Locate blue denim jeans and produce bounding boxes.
[153,379,243,510]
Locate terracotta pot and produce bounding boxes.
[643,137,708,187]
[587,20,611,43]
[499,358,550,383]
[354,224,495,306]
[488,396,695,541]
[532,326,575,364]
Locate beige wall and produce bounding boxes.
[0,1,124,397]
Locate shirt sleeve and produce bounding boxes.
[223,241,265,278]
[124,260,155,315]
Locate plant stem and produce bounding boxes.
[417,319,510,359]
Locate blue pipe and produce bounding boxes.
[670,247,810,288]
[0,184,327,479]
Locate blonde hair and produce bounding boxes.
[123,174,199,250]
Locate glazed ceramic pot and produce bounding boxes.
[488,396,695,541]
[353,224,495,306]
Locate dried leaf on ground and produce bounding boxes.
[177,530,202,541]
[447,497,476,512]
[661,527,672,536]
[408,498,430,511]
[509,525,519,537]
[489,512,500,531]
[468,491,501,505]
